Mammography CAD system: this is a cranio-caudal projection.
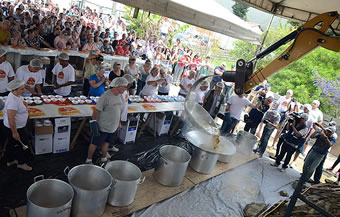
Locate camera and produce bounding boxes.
[292,98,297,102]
[288,112,301,123]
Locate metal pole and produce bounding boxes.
[253,13,275,69]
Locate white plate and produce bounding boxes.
[85,99,92,104]
[78,100,85,104]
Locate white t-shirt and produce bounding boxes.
[120,91,129,121]
[124,64,139,77]
[0,61,15,93]
[4,92,28,129]
[141,75,160,96]
[179,77,195,95]
[158,74,173,93]
[227,95,251,120]
[276,96,291,113]
[195,86,208,104]
[16,65,43,97]
[309,108,323,123]
[52,63,75,96]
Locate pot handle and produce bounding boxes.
[109,179,117,190]
[64,166,70,176]
[161,158,169,166]
[138,176,146,185]
[200,154,209,160]
[34,175,44,183]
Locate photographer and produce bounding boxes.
[301,127,336,183]
[271,113,309,172]
[244,96,273,134]
[253,109,280,157]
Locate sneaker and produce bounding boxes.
[108,146,119,152]
[85,159,93,164]
[6,160,18,167]
[100,157,108,164]
[17,163,32,171]
[289,162,296,168]
[326,167,333,171]
[271,162,279,167]
[280,168,287,172]
[298,153,306,159]
[106,152,111,159]
[269,156,276,160]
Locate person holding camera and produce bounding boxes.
[301,126,336,183]
[244,96,273,134]
[253,109,280,157]
[271,113,309,172]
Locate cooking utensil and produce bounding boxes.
[186,130,236,155]
[190,147,219,174]
[18,140,28,150]
[184,75,220,135]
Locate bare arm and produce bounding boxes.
[7,109,20,141]
[35,84,42,96]
[92,109,100,120]
[89,78,105,88]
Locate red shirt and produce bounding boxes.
[178,56,191,67]
[190,58,202,71]
[115,46,130,56]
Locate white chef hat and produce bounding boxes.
[0,49,7,57]
[200,80,209,87]
[109,77,128,88]
[29,59,42,68]
[122,74,134,84]
[7,79,25,91]
[58,52,69,61]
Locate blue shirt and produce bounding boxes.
[312,134,336,155]
[89,74,105,96]
[212,66,225,82]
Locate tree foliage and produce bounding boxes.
[232,1,249,20]
[229,22,340,117]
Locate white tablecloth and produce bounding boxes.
[0,101,184,120]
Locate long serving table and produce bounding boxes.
[0,101,184,149]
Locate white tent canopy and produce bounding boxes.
[237,0,340,32]
[112,0,262,44]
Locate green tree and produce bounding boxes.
[232,1,249,20]
[228,23,340,116]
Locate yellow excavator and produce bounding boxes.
[222,11,340,94]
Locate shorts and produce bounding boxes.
[297,144,304,153]
[91,131,116,146]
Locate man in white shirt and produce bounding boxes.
[0,49,15,96]
[310,100,323,124]
[158,68,173,95]
[179,70,196,97]
[52,53,75,96]
[15,59,43,97]
[195,80,209,105]
[221,92,258,135]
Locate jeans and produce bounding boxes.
[275,135,285,158]
[173,65,184,83]
[244,121,260,134]
[258,126,275,154]
[221,112,238,135]
[275,142,297,168]
[313,153,327,184]
[301,150,325,183]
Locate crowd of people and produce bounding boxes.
[0,1,338,186]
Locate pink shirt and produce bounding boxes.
[54,36,67,50]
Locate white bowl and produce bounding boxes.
[73,97,80,100]
[34,100,42,104]
[33,97,41,100]
[44,99,51,103]
[41,95,48,99]
[72,100,79,105]
[59,98,66,102]
[48,95,54,98]
[25,97,33,100]
[68,97,74,101]
[78,100,85,104]
[26,100,34,105]
[85,99,92,104]
[51,98,58,102]
[55,95,63,98]
[80,95,87,100]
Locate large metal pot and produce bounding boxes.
[66,164,112,217]
[105,161,144,206]
[153,145,191,187]
[218,154,233,163]
[236,131,258,155]
[190,147,219,174]
[27,175,73,217]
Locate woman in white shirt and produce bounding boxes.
[124,56,139,95]
[3,80,33,171]
[179,70,196,97]
[140,67,164,97]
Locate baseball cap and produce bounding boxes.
[300,113,309,120]
[326,127,335,134]
[287,89,293,95]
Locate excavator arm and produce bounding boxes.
[222,11,340,94]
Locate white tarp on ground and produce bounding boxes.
[112,0,262,44]
[133,157,301,217]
